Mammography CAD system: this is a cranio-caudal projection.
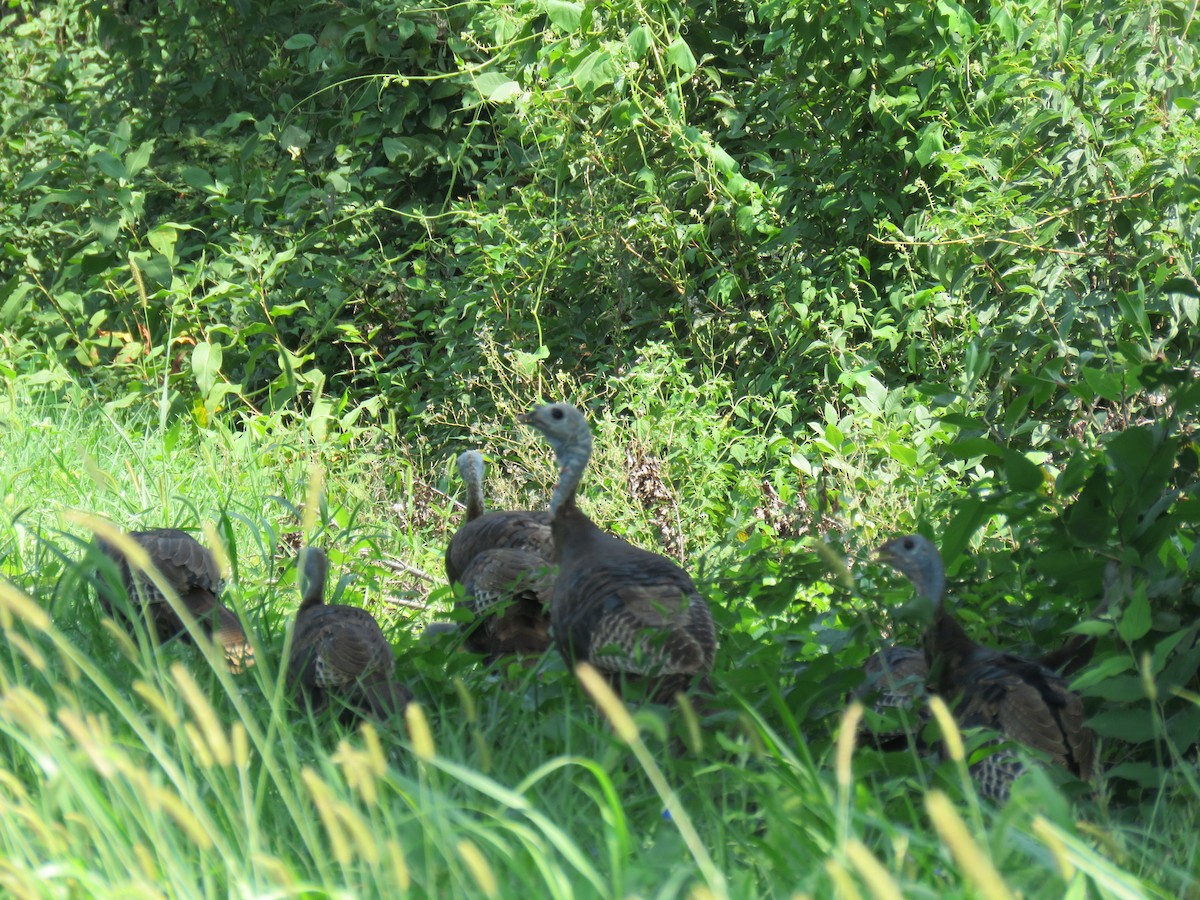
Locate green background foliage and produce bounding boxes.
[1,0,1198,893]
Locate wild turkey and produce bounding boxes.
[854,644,930,750]
[288,546,412,723]
[95,528,254,673]
[520,403,717,701]
[854,634,1100,753]
[445,449,555,658]
[877,533,1096,800]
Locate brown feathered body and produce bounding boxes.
[521,403,717,701]
[879,534,1096,800]
[854,636,1096,753]
[444,450,555,657]
[96,528,254,673]
[288,546,411,722]
[855,644,930,749]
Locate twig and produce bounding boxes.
[378,556,437,583]
[381,594,431,611]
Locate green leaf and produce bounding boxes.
[571,49,618,93]
[94,151,127,182]
[1081,674,1145,702]
[543,0,582,31]
[1162,276,1200,298]
[706,142,737,177]
[280,125,311,153]
[1105,426,1177,527]
[735,204,758,234]
[17,163,59,192]
[1103,761,1162,787]
[103,391,141,413]
[1070,654,1132,691]
[147,224,178,261]
[283,33,316,49]
[1151,627,1196,674]
[1003,448,1044,493]
[181,166,213,190]
[991,5,1017,42]
[1085,708,1156,742]
[381,138,411,163]
[940,499,991,563]
[1168,705,1200,750]
[474,74,521,103]
[513,345,549,379]
[666,37,697,74]
[89,216,121,247]
[1117,588,1152,642]
[1064,470,1111,545]
[913,123,943,166]
[1105,427,1155,485]
[0,280,34,327]
[1081,366,1125,403]
[1033,549,1099,584]
[191,341,223,397]
[137,252,172,287]
[1115,287,1151,345]
[627,25,651,58]
[125,140,155,178]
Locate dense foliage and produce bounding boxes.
[1,0,1198,894]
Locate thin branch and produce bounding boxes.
[381,594,431,611]
[872,189,1154,256]
[378,556,437,584]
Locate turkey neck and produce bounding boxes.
[911,551,980,690]
[298,548,329,613]
[925,608,980,692]
[548,421,602,561]
[458,452,487,521]
[549,421,592,520]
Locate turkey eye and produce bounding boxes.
[551,408,564,420]
[903,538,914,549]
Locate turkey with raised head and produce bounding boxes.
[445,449,555,658]
[95,528,254,673]
[288,546,412,723]
[520,403,717,702]
[877,533,1095,801]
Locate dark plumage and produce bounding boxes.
[445,449,555,657]
[96,528,254,673]
[288,546,411,722]
[521,403,717,701]
[878,534,1096,800]
[854,633,1097,753]
[854,644,930,749]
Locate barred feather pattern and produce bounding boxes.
[521,403,717,701]
[96,528,254,673]
[878,534,1096,799]
[444,450,556,658]
[855,645,930,749]
[289,546,411,722]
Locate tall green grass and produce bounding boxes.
[0,390,1193,897]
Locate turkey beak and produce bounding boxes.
[517,410,535,426]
